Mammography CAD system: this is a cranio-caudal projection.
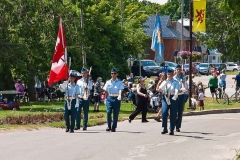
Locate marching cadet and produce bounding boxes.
[75,67,93,131]
[158,69,180,135]
[59,73,80,133]
[103,68,124,132]
[174,64,187,132]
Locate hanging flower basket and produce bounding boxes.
[178,51,190,59]
[192,51,202,61]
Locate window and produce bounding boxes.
[141,61,157,66]
[145,48,149,55]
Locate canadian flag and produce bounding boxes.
[48,18,69,86]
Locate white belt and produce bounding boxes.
[66,97,76,100]
[109,94,118,97]
[78,95,84,98]
[178,92,184,95]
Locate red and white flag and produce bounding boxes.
[48,18,69,86]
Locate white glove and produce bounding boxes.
[180,88,186,93]
[158,80,168,90]
[75,103,79,108]
[172,95,178,101]
[61,81,68,89]
[75,98,79,108]
[117,95,121,101]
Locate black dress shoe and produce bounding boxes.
[161,129,168,134]
[106,128,111,131]
[142,120,149,123]
[154,117,161,122]
[83,128,87,131]
[128,119,132,123]
[74,127,80,130]
[69,129,74,133]
[65,128,69,132]
[169,130,174,135]
[176,128,180,132]
[111,128,116,132]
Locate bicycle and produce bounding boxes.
[214,85,229,105]
[229,87,240,103]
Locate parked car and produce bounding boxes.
[209,63,227,73]
[131,59,161,77]
[226,63,240,71]
[183,64,197,75]
[198,63,211,75]
[164,61,178,70]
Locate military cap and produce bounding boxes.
[111,68,118,73]
[69,72,76,77]
[81,67,87,72]
[168,68,174,73]
[176,64,181,69]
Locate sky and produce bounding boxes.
[142,0,168,5]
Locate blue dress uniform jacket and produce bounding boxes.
[103,78,124,131]
[63,83,80,130]
[75,78,93,130]
[161,79,180,131]
[174,74,187,130]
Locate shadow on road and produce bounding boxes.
[180,131,214,135]
[174,134,214,141]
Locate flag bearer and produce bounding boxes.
[174,64,187,132]
[158,69,180,135]
[103,68,124,132]
[59,73,80,133]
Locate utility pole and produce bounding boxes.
[189,0,193,108]
[80,0,86,67]
[181,0,184,52]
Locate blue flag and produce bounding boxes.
[151,14,164,64]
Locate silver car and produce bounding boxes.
[198,63,211,75]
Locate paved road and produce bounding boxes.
[193,75,236,98]
[1,113,240,160]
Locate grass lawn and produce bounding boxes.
[226,71,239,76]
[0,98,240,131]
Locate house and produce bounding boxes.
[144,15,201,63]
[208,49,222,63]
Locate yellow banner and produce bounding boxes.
[193,0,206,32]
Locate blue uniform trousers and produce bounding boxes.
[64,99,77,130]
[162,95,178,131]
[76,98,89,129]
[106,96,120,129]
[176,94,185,129]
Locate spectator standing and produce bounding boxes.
[34,75,42,102]
[219,69,227,92]
[208,73,218,99]
[198,89,204,110]
[93,77,102,112]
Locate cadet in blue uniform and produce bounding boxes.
[174,64,187,132]
[103,68,124,132]
[75,67,93,131]
[60,73,80,133]
[158,69,180,135]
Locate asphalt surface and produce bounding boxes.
[1,113,240,160]
[193,75,236,98]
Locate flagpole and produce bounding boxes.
[189,0,193,108]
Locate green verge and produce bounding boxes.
[226,71,238,76]
[0,98,240,131]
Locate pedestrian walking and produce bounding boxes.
[219,69,227,91]
[174,64,187,132]
[103,68,124,132]
[128,77,149,123]
[158,69,180,135]
[59,73,80,133]
[75,67,93,131]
